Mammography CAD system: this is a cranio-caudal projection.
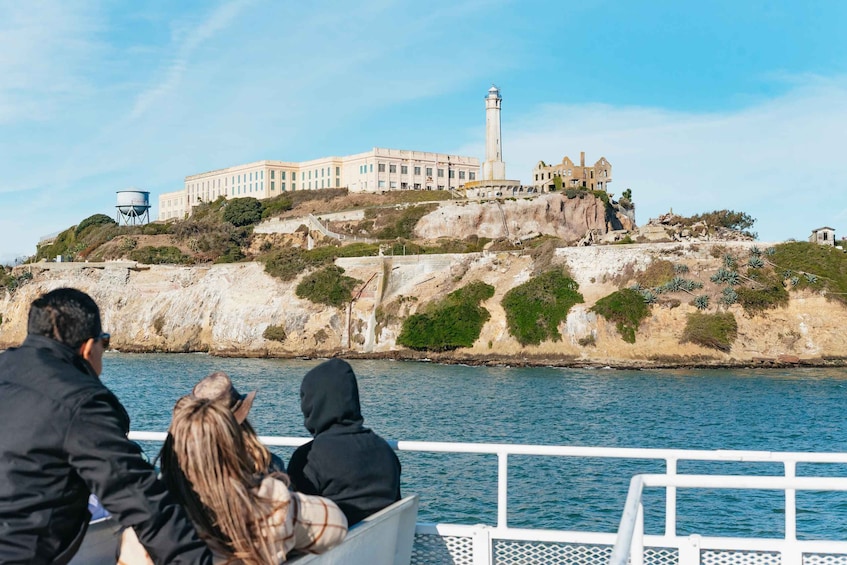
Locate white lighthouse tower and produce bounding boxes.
[482,85,506,181]
[467,85,521,198]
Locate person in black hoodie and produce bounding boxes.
[287,358,401,525]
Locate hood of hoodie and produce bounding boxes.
[301,358,364,435]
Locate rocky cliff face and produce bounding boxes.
[414,193,633,242]
[3,241,846,368]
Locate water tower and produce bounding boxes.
[115,189,151,226]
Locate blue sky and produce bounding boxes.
[1,0,846,263]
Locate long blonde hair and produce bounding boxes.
[160,396,285,565]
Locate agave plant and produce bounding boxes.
[664,276,686,292]
[711,268,739,286]
[723,254,736,269]
[693,295,710,310]
[673,263,690,274]
[748,256,765,269]
[721,287,738,305]
[682,279,704,291]
[641,289,658,304]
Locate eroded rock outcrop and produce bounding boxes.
[414,193,633,242]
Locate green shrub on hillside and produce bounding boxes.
[213,244,245,264]
[140,222,174,235]
[0,269,32,293]
[398,281,495,351]
[173,210,252,263]
[553,176,563,191]
[377,237,489,256]
[263,247,323,281]
[770,242,847,306]
[76,214,116,235]
[591,288,650,344]
[37,215,129,261]
[222,198,263,227]
[287,188,348,207]
[36,227,78,261]
[262,325,287,342]
[734,269,789,313]
[296,265,360,308]
[261,194,294,219]
[129,246,192,265]
[676,209,756,238]
[262,243,381,281]
[591,190,609,205]
[374,204,436,239]
[635,260,676,288]
[501,270,584,346]
[681,312,738,352]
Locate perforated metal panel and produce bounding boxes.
[645,547,680,565]
[804,555,847,565]
[412,533,474,565]
[702,550,781,565]
[493,540,611,564]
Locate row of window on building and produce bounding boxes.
[360,162,476,180]
[189,167,342,190]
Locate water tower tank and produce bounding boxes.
[116,190,151,225]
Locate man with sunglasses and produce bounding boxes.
[0,288,211,564]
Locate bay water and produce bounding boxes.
[104,353,847,540]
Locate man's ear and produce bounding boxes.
[79,338,95,363]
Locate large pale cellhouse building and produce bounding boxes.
[158,147,479,220]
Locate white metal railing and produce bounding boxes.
[129,432,847,565]
[610,473,847,565]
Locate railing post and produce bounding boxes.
[666,458,677,537]
[472,525,493,565]
[785,460,796,542]
[497,452,508,529]
[632,503,644,565]
[782,464,804,565]
[679,534,701,565]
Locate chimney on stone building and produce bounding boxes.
[580,151,585,167]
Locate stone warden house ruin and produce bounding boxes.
[532,152,612,192]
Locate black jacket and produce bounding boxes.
[0,335,211,564]
[287,359,401,525]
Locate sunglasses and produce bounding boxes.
[96,332,111,350]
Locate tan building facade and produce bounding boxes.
[158,148,479,220]
[532,151,612,192]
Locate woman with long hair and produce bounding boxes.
[121,394,347,565]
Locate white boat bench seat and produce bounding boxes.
[288,495,419,565]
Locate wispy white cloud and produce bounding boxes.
[127,0,254,121]
[453,77,847,242]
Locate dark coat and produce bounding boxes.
[0,335,211,564]
[287,359,401,525]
